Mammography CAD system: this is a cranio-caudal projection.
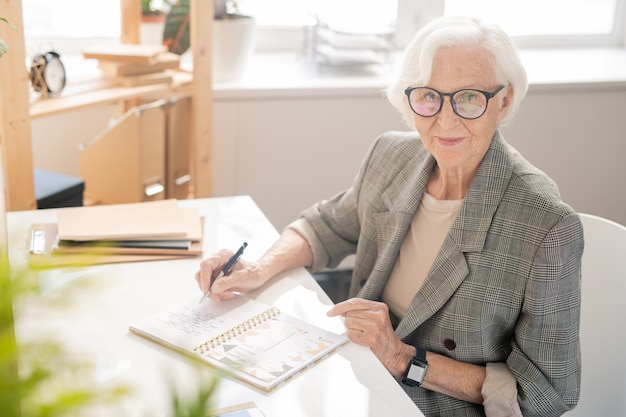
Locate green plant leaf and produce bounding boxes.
[0,17,17,30]
[163,0,190,55]
[0,17,17,58]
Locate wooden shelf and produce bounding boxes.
[29,72,194,119]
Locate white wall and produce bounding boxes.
[30,84,626,230]
[502,86,626,227]
[212,95,407,231]
[211,86,626,230]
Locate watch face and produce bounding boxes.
[44,56,66,94]
[407,362,427,383]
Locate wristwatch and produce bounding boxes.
[402,346,428,387]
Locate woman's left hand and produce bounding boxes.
[327,298,415,378]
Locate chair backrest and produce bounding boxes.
[564,213,626,416]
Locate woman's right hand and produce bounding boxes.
[194,249,268,302]
[195,227,315,302]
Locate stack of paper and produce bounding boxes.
[307,21,394,68]
[83,43,180,87]
[29,199,203,268]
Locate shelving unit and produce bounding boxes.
[0,0,213,211]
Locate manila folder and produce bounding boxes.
[56,199,188,241]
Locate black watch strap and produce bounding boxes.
[402,346,428,387]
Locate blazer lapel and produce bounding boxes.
[395,132,513,340]
[357,151,436,300]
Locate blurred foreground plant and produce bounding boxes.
[0,259,130,416]
[1,256,219,416]
[0,17,17,58]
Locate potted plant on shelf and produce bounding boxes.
[141,0,174,45]
[142,0,162,21]
[163,0,256,82]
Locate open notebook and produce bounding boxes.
[129,296,348,391]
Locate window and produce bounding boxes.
[20,0,626,56]
[23,0,120,55]
[23,0,120,38]
[239,0,398,51]
[444,0,625,47]
[242,0,626,49]
[241,0,396,29]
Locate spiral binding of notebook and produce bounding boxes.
[194,307,281,353]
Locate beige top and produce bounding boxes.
[382,192,463,318]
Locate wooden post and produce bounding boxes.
[0,0,37,211]
[190,0,213,197]
[120,0,142,112]
[120,0,141,44]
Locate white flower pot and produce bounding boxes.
[140,14,166,46]
[212,17,256,82]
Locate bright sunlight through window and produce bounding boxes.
[21,0,624,52]
[444,0,618,37]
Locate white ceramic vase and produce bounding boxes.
[212,17,256,82]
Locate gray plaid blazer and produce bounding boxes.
[300,131,584,417]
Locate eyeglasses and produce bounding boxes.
[404,85,506,120]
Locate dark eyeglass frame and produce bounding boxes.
[404,85,506,120]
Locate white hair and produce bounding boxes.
[386,16,528,128]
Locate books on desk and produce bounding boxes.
[129,296,348,391]
[29,199,203,268]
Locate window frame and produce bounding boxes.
[253,0,626,51]
[488,0,626,48]
[21,0,626,56]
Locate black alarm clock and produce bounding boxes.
[30,51,66,95]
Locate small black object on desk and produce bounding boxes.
[34,168,84,209]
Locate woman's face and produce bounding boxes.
[412,45,513,174]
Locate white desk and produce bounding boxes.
[10,196,423,417]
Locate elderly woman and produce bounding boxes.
[196,16,584,417]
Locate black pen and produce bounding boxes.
[199,242,248,304]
